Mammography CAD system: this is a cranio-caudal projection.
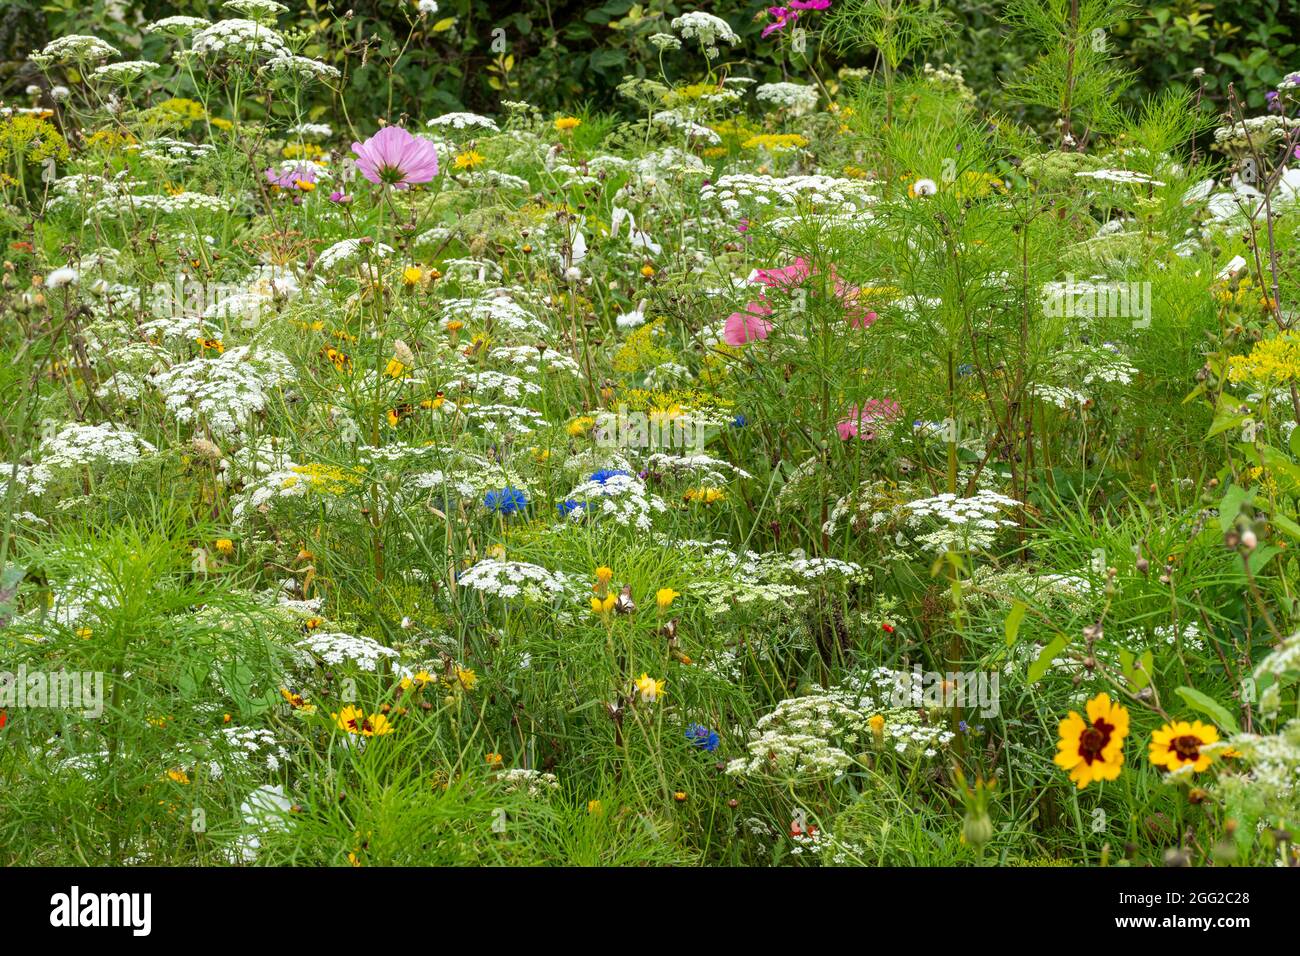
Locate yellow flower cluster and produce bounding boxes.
[282,462,362,494]
[741,133,809,152]
[1227,331,1300,387]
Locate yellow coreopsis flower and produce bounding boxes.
[1149,720,1219,774]
[554,116,581,132]
[214,538,235,555]
[401,265,425,287]
[1053,692,1129,789]
[595,566,614,586]
[591,593,616,615]
[655,588,680,610]
[333,704,393,736]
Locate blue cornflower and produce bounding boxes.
[731,413,748,428]
[589,468,630,484]
[484,486,528,515]
[685,723,720,752]
[556,499,581,518]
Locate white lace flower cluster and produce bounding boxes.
[294,631,399,672]
[39,422,156,469]
[755,82,819,116]
[128,137,217,165]
[315,238,395,272]
[652,110,722,145]
[645,452,752,485]
[90,191,233,219]
[457,559,573,603]
[670,12,740,59]
[262,54,341,81]
[726,669,955,782]
[144,16,211,37]
[901,490,1020,554]
[190,19,288,59]
[701,174,878,217]
[91,61,159,83]
[459,403,548,437]
[427,112,500,133]
[441,370,543,400]
[150,346,295,435]
[488,345,582,378]
[31,35,119,66]
[437,293,553,339]
[192,726,290,779]
[497,768,559,797]
[558,473,667,531]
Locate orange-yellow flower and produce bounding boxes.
[1053,692,1129,789]
[1148,720,1219,774]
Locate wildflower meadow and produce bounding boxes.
[3,0,1300,891]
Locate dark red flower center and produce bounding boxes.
[1078,717,1114,764]
[1169,735,1202,762]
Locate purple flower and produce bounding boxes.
[686,723,720,752]
[329,190,352,204]
[264,163,317,190]
[761,6,799,37]
[790,0,831,9]
[351,126,440,189]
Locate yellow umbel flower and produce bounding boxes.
[1148,720,1219,774]
[741,133,808,152]
[1227,331,1300,387]
[1053,692,1129,789]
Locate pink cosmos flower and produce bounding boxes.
[351,126,440,188]
[761,6,799,37]
[836,398,901,441]
[790,0,831,9]
[724,300,774,346]
[752,257,812,289]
